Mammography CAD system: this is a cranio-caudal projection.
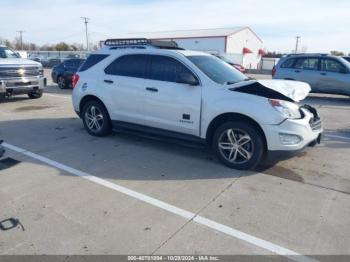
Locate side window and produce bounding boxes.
[105,55,148,78]
[79,54,109,72]
[294,58,319,70]
[281,58,295,68]
[64,60,74,67]
[321,59,346,73]
[149,55,195,83]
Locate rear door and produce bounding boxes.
[142,55,202,136]
[102,54,149,125]
[292,57,320,90]
[318,58,350,95]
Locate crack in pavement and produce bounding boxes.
[151,176,241,254]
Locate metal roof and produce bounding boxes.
[129,27,248,39]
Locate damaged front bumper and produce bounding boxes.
[262,104,323,152]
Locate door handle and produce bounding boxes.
[145,87,158,92]
[320,72,327,76]
[104,79,114,84]
[294,70,301,73]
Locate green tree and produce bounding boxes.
[330,51,345,56]
[55,42,70,51]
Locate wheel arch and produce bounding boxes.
[79,95,110,119]
[206,112,267,151]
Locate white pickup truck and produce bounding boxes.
[0,45,46,99]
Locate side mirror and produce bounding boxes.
[177,73,199,86]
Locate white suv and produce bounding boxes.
[72,39,323,170]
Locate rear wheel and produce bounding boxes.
[57,76,67,89]
[82,100,111,136]
[212,121,264,170]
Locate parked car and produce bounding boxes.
[0,45,46,99]
[72,38,322,170]
[0,140,5,158]
[273,54,350,96]
[214,54,246,73]
[343,56,350,63]
[51,58,85,89]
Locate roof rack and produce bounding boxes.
[104,38,183,50]
[285,53,329,57]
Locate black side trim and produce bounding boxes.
[112,121,206,144]
[231,82,294,102]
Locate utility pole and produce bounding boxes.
[17,30,25,50]
[295,36,300,53]
[80,17,90,51]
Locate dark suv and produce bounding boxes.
[51,58,85,89]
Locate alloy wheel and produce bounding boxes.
[85,105,104,132]
[218,128,254,164]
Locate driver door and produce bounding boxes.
[142,55,202,136]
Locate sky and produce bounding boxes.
[0,0,349,54]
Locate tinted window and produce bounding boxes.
[281,58,295,68]
[105,54,148,78]
[149,55,195,83]
[321,59,346,73]
[79,54,109,72]
[187,55,246,84]
[66,59,84,68]
[294,58,319,70]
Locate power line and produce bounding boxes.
[80,17,90,51]
[17,30,25,50]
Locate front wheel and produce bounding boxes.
[28,90,43,99]
[212,121,264,170]
[82,100,112,137]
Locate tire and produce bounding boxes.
[28,90,43,99]
[212,121,264,170]
[57,75,67,89]
[82,100,112,137]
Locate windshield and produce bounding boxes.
[0,47,20,58]
[187,55,246,85]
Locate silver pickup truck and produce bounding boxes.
[0,45,46,99]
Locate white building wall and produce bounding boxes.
[226,28,264,69]
[153,37,226,53]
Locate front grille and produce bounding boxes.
[301,104,322,131]
[309,118,322,131]
[0,66,41,78]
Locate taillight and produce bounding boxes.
[72,74,79,88]
[272,66,276,77]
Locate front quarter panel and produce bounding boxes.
[201,88,285,139]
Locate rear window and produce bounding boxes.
[280,58,295,68]
[294,57,319,70]
[79,54,109,72]
[104,54,148,78]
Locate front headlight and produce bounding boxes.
[38,66,44,76]
[268,99,302,119]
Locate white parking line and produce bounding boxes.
[3,142,317,262]
[324,134,350,141]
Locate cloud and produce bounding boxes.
[0,0,349,53]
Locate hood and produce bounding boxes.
[230,79,311,102]
[0,58,42,67]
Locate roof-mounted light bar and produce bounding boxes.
[104,38,182,50]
